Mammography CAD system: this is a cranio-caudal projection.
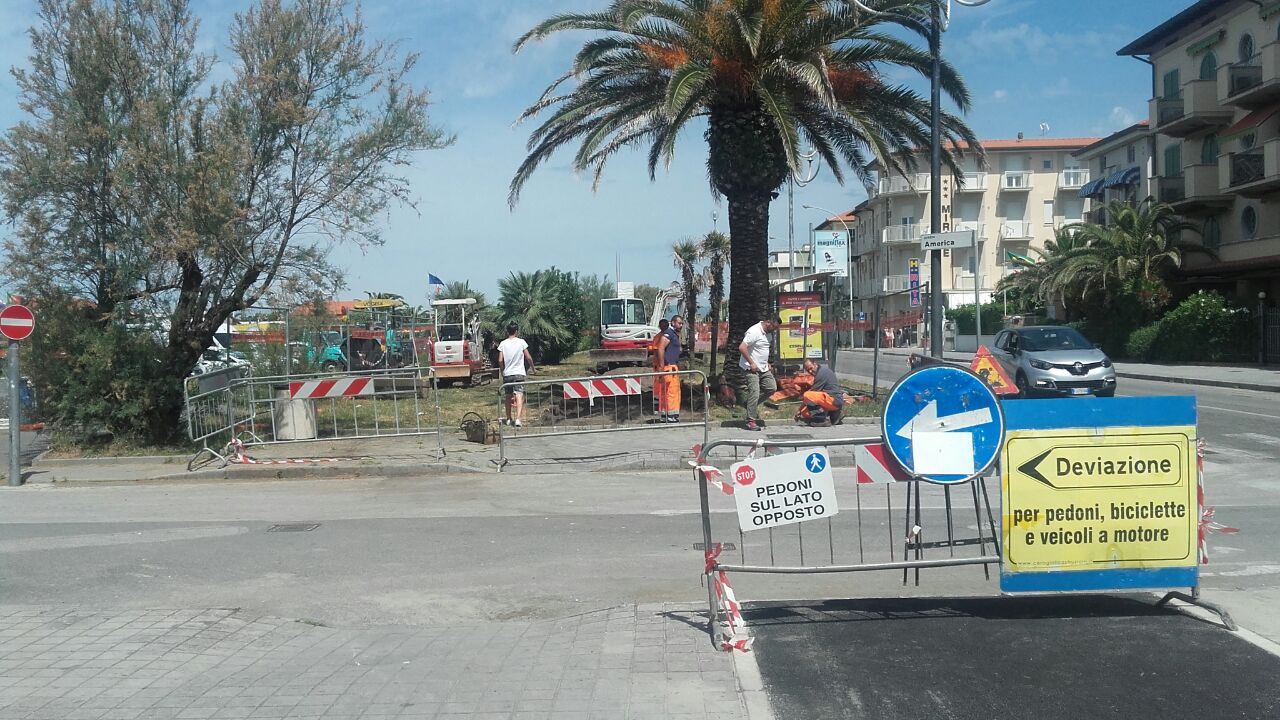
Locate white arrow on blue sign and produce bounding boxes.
[882,364,1005,484]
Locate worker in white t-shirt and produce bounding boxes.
[738,314,781,432]
[497,323,535,427]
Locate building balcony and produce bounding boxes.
[951,272,978,291]
[1085,207,1107,227]
[1000,171,1032,191]
[1058,168,1090,190]
[882,223,926,245]
[1220,138,1280,197]
[955,172,986,192]
[883,274,929,293]
[1219,43,1280,109]
[1157,174,1186,204]
[876,173,930,195]
[1168,163,1233,213]
[999,220,1032,240]
[1151,80,1232,137]
[954,221,987,241]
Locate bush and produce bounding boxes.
[1124,324,1160,360]
[945,302,1004,336]
[1149,291,1256,362]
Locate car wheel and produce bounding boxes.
[1096,388,1116,398]
[1015,371,1032,399]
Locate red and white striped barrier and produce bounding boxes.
[705,544,752,652]
[562,377,642,400]
[854,443,912,484]
[1197,439,1238,564]
[288,377,373,399]
[224,439,366,466]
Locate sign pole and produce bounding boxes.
[928,2,944,359]
[973,230,982,347]
[8,339,19,486]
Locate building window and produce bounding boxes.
[1199,51,1217,81]
[1242,131,1257,150]
[1239,33,1255,63]
[1163,143,1182,177]
[1162,68,1181,98]
[1127,144,1136,163]
[1043,200,1054,225]
[1203,216,1221,249]
[1043,159,1052,170]
[1201,134,1219,165]
[1242,206,1258,239]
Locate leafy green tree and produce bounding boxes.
[699,231,731,378]
[997,226,1092,318]
[436,280,490,325]
[672,239,702,351]
[576,273,616,340]
[496,269,587,364]
[0,0,449,443]
[509,0,980,352]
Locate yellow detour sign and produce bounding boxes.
[970,346,1017,395]
[999,397,1199,593]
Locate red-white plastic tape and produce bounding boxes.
[854,443,911,484]
[223,439,364,466]
[289,377,374,399]
[1198,438,1239,565]
[705,544,752,652]
[562,378,642,400]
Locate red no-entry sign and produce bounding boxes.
[0,304,35,342]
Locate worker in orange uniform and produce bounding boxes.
[796,358,846,426]
[647,319,669,416]
[654,315,685,423]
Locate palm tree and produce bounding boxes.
[672,238,702,351]
[497,270,578,362]
[510,0,980,350]
[997,226,1092,316]
[700,230,731,379]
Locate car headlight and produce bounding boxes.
[1028,358,1052,370]
[1101,358,1112,368]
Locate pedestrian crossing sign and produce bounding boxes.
[971,346,1018,396]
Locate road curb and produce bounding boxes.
[1117,372,1280,394]
[45,461,480,485]
[33,453,189,468]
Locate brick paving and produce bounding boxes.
[0,604,747,720]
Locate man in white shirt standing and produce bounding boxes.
[497,323,535,427]
[738,315,781,432]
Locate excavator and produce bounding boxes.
[589,282,682,373]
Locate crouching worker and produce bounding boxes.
[796,358,845,427]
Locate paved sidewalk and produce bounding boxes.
[0,604,750,720]
[838,347,1280,392]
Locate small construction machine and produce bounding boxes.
[425,297,496,386]
[589,282,682,372]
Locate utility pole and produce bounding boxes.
[928,2,944,358]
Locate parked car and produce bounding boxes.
[990,326,1117,398]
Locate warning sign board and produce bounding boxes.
[1001,397,1198,593]
[732,449,838,532]
[970,346,1017,395]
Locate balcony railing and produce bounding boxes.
[882,223,926,244]
[1001,171,1032,190]
[953,221,986,241]
[1000,220,1030,239]
[1230,152,1265,186]
[883,274,929,293]
[1086,207,1107,226]
[877,173,930,195]
[955,172,986,192]
[1156,96,1184,126]
[952,273,977,291]
[1227,62,1263,99]
[1157,175,1185,204]
[1059,169,1090,189]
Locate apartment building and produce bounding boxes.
[844,137,1100,321]
[1073,121,1156,225]
[1119,0,1280,300]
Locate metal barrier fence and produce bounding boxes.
[185,365,443,469]
[184,366,256,467]
[497,369,710,470]
[694,436,1000,650]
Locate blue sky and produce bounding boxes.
[0,0,1178,304]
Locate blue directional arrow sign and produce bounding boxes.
[882,364,1005,484]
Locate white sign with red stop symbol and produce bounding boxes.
[731,449,837,532]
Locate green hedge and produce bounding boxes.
[1147,291,1256,362]
[1124,323,1160,360]
[945,303,1004,336]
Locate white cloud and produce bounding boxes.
[992,89,1008,101]
[1040,77,1072,98]
[1089,106,1140,135]
[951,22,1128,66]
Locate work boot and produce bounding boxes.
[831,408,844,426]
[745,419,761,432]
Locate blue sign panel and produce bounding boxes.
[882,364,1004,484]
[908,258,921,307]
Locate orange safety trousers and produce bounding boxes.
[799,391,839,416]
[655,364,681,414]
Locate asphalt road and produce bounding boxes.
[1,374,1277,718]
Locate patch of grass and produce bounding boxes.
[43,432,194,459]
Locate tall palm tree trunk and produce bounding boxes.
[726,193,772,356]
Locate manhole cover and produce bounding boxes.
[267,523,320,533]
